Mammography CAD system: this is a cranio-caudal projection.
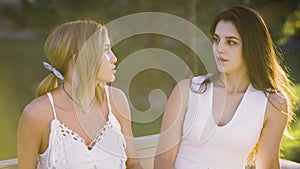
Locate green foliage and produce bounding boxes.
[283,4,300,36]
[281,120,300,162]
[278,3,300,45]
[281,84,300,162]
[4,0,285,36]
[1,0,300,162]
[3,0,123,36]
[0,39,44,160]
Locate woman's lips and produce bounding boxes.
[217,56,228,63]
[112,65,116,73]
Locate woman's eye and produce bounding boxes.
[227,40,236,45]
[213,37,220,44]
[104,48,110,54]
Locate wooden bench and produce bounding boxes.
[1,134,299,169]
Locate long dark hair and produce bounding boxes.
[202,5,298,165]
[206,5,297,121]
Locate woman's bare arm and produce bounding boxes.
[110,87,144,169]
[154,79,190,169]
[256,92,289,169]
[18,96,51,169]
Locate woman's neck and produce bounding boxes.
[62,81,96,110]
[220,72,250,93]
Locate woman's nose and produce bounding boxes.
[216,41,226,54]
[110,52,117,63]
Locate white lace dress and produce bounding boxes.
[37,86,127,169]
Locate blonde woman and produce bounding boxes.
[155,5,297,169]
[18,19,143,169]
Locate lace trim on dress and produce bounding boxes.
[59,120,112,150]
[45,87,127,169]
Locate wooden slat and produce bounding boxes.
[1,135,299,169]
[0,158,17,169]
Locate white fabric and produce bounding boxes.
[43,62,64,81]
[175,75,268,169]
[37,86,127,169]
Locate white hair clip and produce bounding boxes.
[43,61,64,80]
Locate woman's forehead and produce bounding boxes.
[215,20,240,39]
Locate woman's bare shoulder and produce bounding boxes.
[108,86,125,97]
[177,78,191,88]
[106,86,130,117]
[265,91,288,124]
[267,91,288,112]
[106,86,127,107]
[20,94,53,125]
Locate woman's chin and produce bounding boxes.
[96,75,115,84]
[106,76,116,83]
[217,66,225,73]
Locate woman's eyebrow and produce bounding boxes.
[213,34,240,41]
[104,44,111,48]
[225,36,240,41]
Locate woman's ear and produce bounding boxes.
[67,54,77,72]
[71,54,77,66]
[64,54,77,81]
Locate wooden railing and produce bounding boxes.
[0,158,17,169]
[1,134,299,169]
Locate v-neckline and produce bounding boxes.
[56,117,111,151]
[210,83,251,128]
[47,85,114,151]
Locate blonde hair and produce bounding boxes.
[36,19,108,110]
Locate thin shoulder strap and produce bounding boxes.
[104,85,112,113]
[46,92,58,119]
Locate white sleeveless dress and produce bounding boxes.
[37,86,127,169]
[175,76,268,169]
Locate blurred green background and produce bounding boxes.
[0,0,300,162]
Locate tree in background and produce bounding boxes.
[281,0,300,40]
[279,3,300,83]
